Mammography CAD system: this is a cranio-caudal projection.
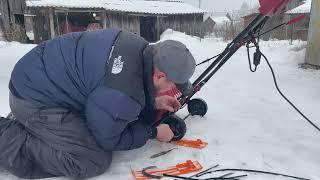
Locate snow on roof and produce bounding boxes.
[209,16,230,26]
[285,0,312,14]
[27,0,105,9]
[26,0,206,15]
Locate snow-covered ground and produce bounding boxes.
[0,30,319,180]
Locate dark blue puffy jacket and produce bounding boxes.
[9,28,156,151]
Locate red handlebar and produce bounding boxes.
[287,15,305,25]
[259,0,291,16]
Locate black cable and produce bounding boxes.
[163,174,200,179]
[196,53,222,66]
[190,165,219,178]
[205,174,247,180]
[246,44,257,72]
[214,169,310,180]
[164,174,245,180]
[260,52,320,132]
[257,23,286,38]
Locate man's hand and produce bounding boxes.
[154,95,181,112]
[156,124,174,142]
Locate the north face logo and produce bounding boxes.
[111,55,124,74]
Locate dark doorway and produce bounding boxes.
[14,14,25,26]
[140,16,157,42]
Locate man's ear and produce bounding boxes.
[153,67,166,79]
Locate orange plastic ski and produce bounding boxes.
[131,160,203,180]
[171,139,208,149]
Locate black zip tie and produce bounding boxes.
[217,173,234,178]
[205,174,247,180]
[203,174,247,180]
[214,169,310,180]
[221,174,247,180]
[196,54,222,66]
[163,174,201,180]
[196,171,214,177]
[190,164,219,178]
[164,173,246,180]
[196,168,234,178]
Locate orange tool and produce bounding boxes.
[131,160,203,180]
[171,139,208,149]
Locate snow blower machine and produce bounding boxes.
[153,0,311,141]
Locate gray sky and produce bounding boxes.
[182,0,258,12]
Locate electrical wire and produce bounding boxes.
[246,45,257,72]
[258,52,320,132]
[196,53,222,66]
[214,169,310,180]
[193,30,320,133]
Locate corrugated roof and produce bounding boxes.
[285,0,312,14]
[26,0,206,15]
[27,0,105,9]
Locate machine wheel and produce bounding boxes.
[187,98,208,116]
[163,114,187,141]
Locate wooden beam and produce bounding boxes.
[102,11,107,29]
[127,13,167,17]
[65,12,69,33]
[157,16,160,40]
[56,12,60,35]
[121,13,124,29]
[49,8,55,39]
[54,8,103,13]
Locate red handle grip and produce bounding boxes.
[287,15,305,25]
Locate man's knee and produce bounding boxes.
[61,151,112,178]
[83,151,112,178]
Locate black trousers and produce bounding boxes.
[0,94,112,179]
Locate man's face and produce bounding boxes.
[153,67,177,95]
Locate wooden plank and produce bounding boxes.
[8,0,25,14]
[102,10,107,29]
[136,16,140,35]
[1,0,11,30]
[48,8,55,39]
[33,11,45,43]
[156,16,160,40]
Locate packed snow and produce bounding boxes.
[0,29,319,180]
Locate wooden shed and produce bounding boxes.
[241,0,305,40]
[26,0,205,43]
[202,15,237,39]
[0,0,29,42]
[202,16,216,36]
[285,0,311,41]
[0,12,4,40]
[242,12,288,40]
